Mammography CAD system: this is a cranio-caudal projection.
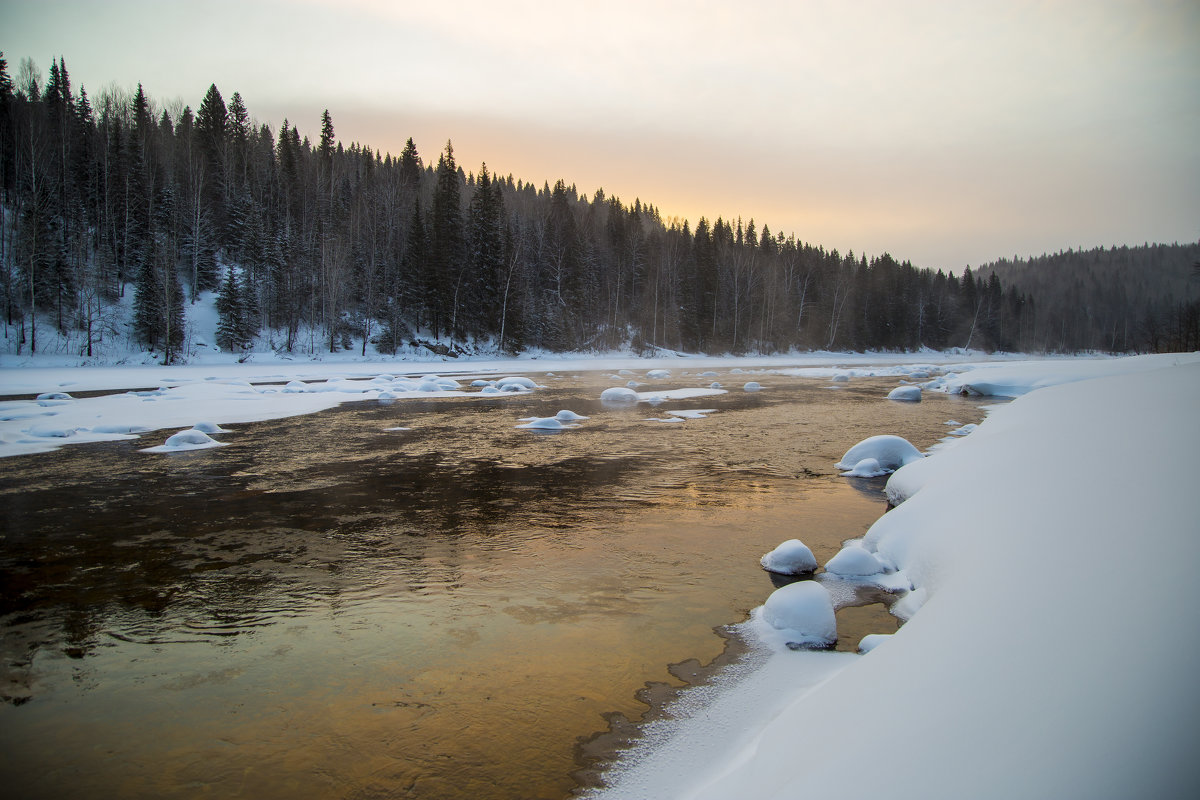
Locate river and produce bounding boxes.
[0,369,989,799]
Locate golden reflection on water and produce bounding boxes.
[0,372,989,799]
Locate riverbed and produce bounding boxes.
[0,370,989,799]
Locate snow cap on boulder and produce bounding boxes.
[835,434,923,474]
[762,581,837,649]
[760,539,818,575]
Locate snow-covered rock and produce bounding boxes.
[743,381,763,392]
[143,428,226,453]
[192,421,230,433]
[601,387,639,405]
[516,417,573,431]
[760,539,818,575]
[554,410,589,421]
[839,457,886,478]
[835,435,923,474]
[887,385,922,402]
[824,546,886,577]
[646,369,671,379]
[762,581,837,649]
[497,376,536,390]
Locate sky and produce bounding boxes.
[4,0,1198,271]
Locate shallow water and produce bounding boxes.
[0,371,988,799]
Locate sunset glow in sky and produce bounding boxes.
[5,0,1199,270]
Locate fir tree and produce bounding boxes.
[216,265,246,351]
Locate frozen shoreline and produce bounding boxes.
[592,352,1200,799]
[0,350,1106,459]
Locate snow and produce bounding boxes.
[666,409,716,420]
[759,581,837,649]
[141,428,226,453]
[554,409,589,421]
[835,434,924,474]
[515,417,577,431]
[886,384,922,402]
[600,386,640,405]
[823,546,886,577]
[742,381,763,391]
[645,369,672,379]
[594,353,1200,800]
[838,457,886,478]
[857,633,891,653]
[759,539,817,575]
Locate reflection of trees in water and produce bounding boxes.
[0,435,646,704]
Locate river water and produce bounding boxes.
[0,370,988,799]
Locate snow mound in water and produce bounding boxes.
[497,376,536,390]
[836,435,923,473]
[762,581,836,649]
[601,387,639,405]
[887,385,922,402]
[760,539,818,575]
[516,417,575,431]
[142,428,226,453]
[824,546,886,577]
[840,457,887,478]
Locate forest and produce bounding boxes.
[1,54,1196,363]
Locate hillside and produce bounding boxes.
[975,242,1200,352]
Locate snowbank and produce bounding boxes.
[595,353,1200,800]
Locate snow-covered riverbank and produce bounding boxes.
[0,351,1102,459]
[593,352,1200,799]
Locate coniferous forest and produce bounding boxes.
[1,54,1196,363]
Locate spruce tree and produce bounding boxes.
[429,141,463,339]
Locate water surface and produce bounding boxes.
[0,371,989,799]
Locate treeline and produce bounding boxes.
[0,54,1168,363]
[976,243,1200,354]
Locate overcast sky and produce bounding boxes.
[5,0,1198,271]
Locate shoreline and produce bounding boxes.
[588,353,1200,799]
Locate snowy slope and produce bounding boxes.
[596,354,1200,799]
